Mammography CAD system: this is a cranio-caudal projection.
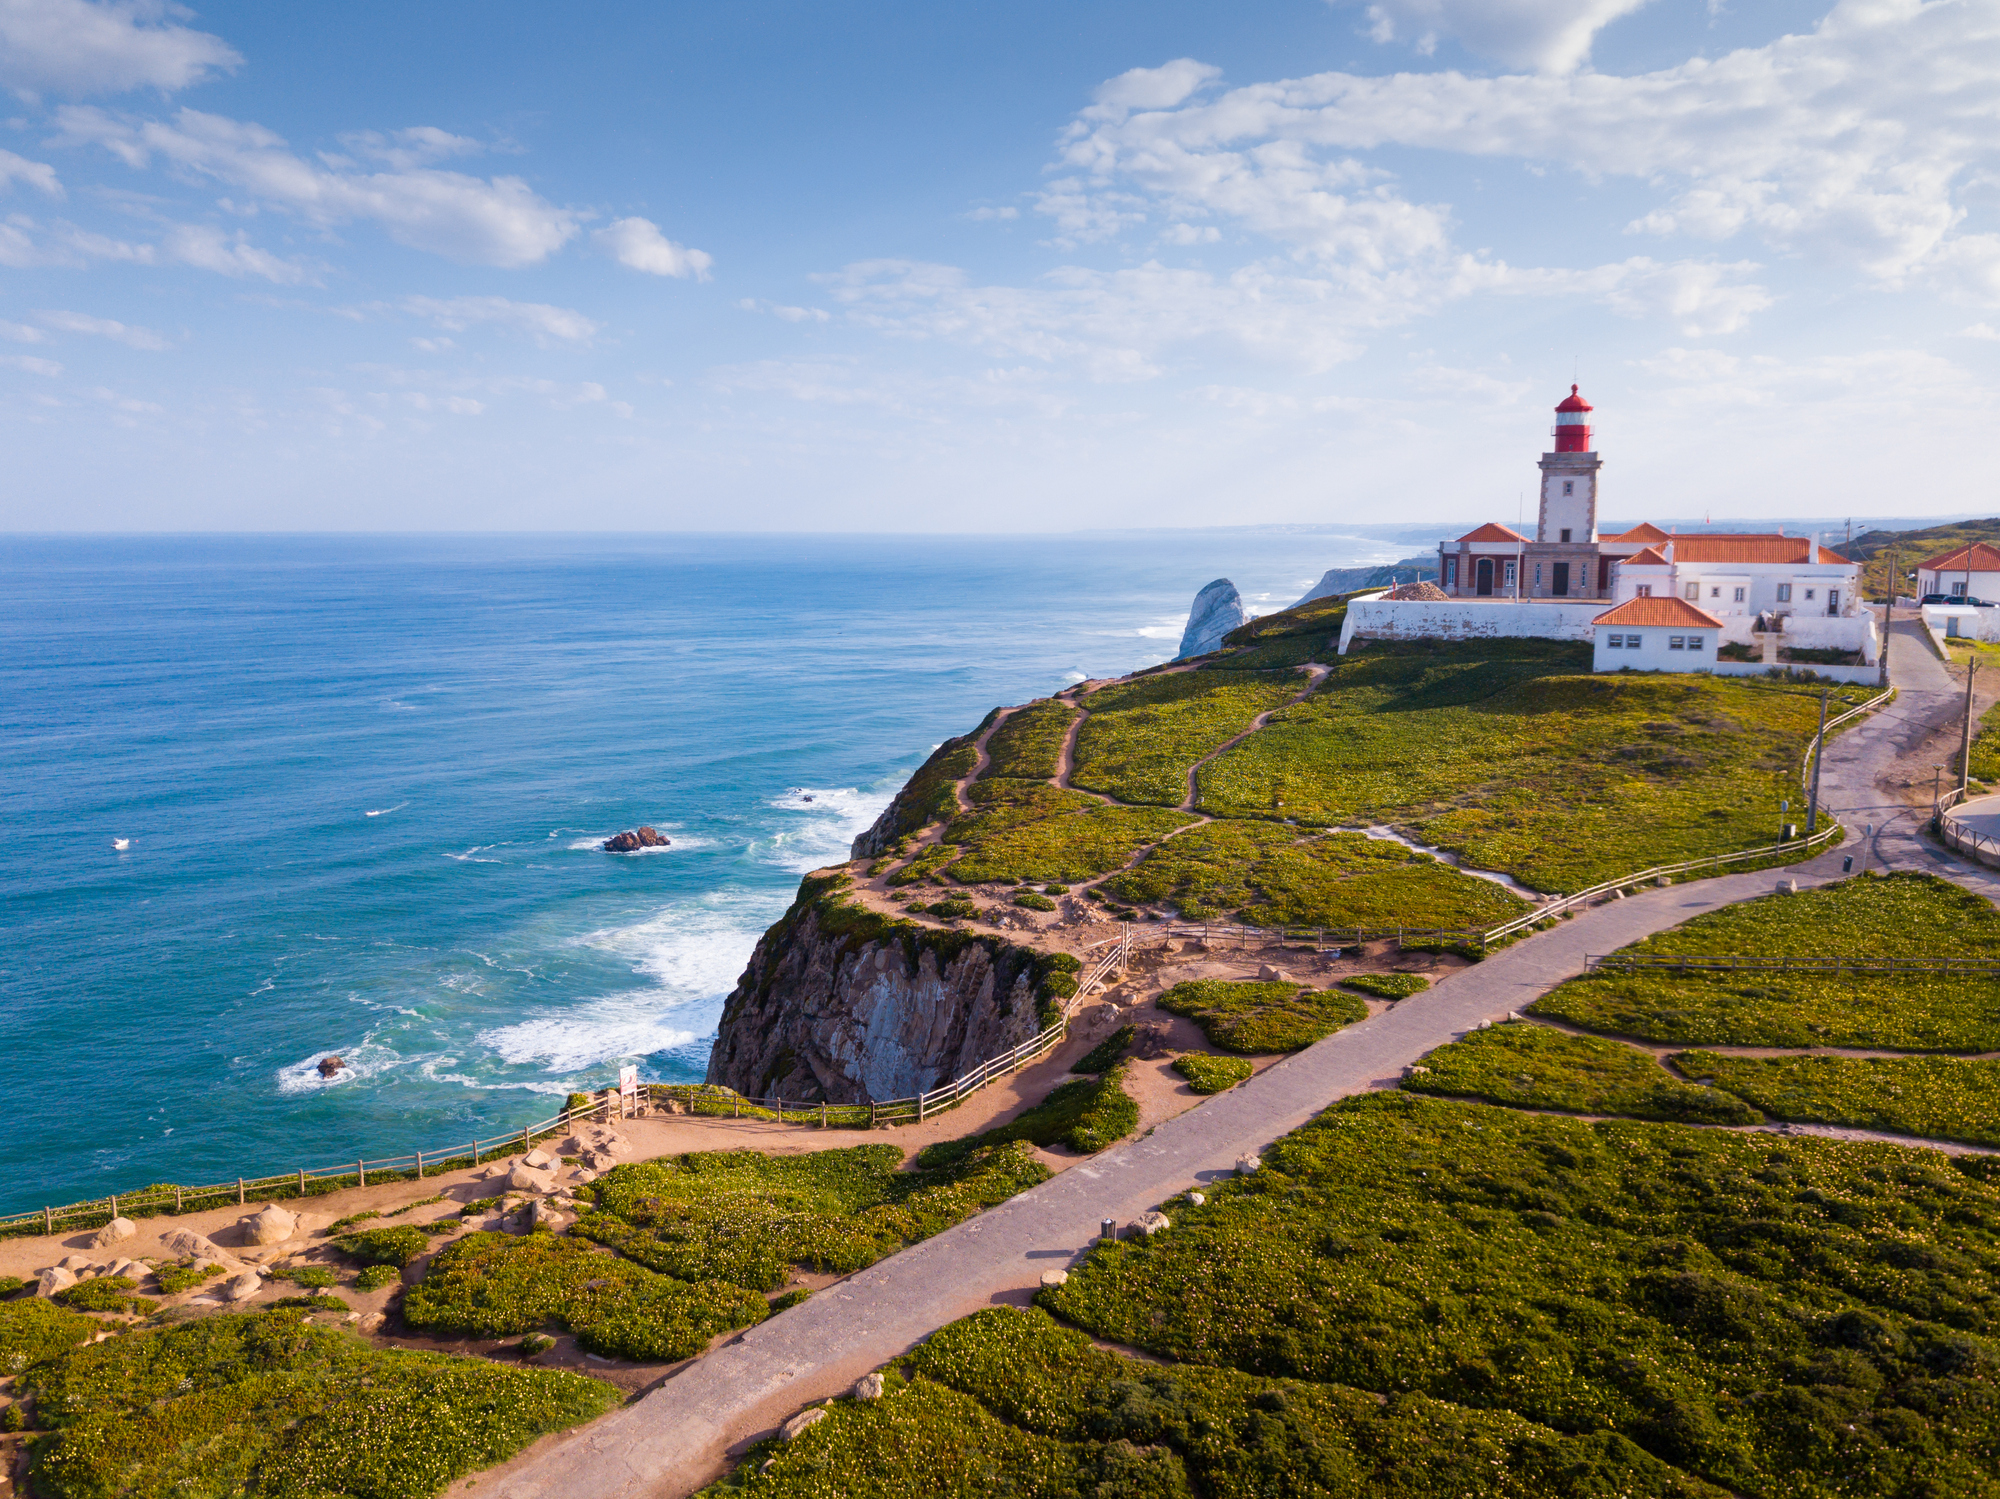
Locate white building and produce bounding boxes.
[1437,523,1528,596]
[1591,596,1722,672]
[1609,535,1861,620]
[1916,543,2000,603]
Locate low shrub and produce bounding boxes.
[1172,1053,1254,1093]
[327,1210,381,1234]
[380,1194,446,1218]
[334,1225,434,1268]
[0,1276,22,1297]
[1043,884,1069,895]
[564,1091,594,1117]
[923,898,977,920]
[269,1293,348,1314]
[770,1288,811,1312]
[0,1301,98,1374]
[1341,972,1430,1000]
[355,1265,400,1292]
[153,1260,224,1295]
[1011,891,1057,912]
[1402,1023,1761,1125]
[1070,1026,1134,1074]
[1676,1050,2000,1147]
[519,1332,556,1356]
[53,1277,154,1315]
[270,1265,338,1289]
[918,1072,1138,1168]
[24,1309,620,1497]
[1158,979,1366,1053]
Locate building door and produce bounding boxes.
[1827,589,1839,616]
[1598,556,1612,595]
[1476,557,1494,596]
[1552,562,1570,597]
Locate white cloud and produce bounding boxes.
[400,294,600,344]
[37,308,168,347]
[1086,60,1221,118]
[592,216,712,279]
[0,352,61,374]
[1349,0,1654,73]
[963,205,1018,221]
[0,0,240,99]
[161,222,312,282]
[57,106,579,266]
[736,297,829,323]
[1482,255,1774,335]
[334,126,484,171]
[0,148,61,195]
[1961,321,2000,339]
[0,318,44,341]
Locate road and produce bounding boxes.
[484,659,1990,1499]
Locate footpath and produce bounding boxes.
[482,655,1991,1498]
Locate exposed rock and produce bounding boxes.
[853,1373,886,1401]
[603,826,671,853]
[1380,580,1451,602]
[529,1199,568,1233]
[779,1407,828,1442]
[1039,1269,1069,1288]
[318,1056,344,1078]
[242,1204,297,1246]
[508,1163,555,1194]
[1177,579,1246,660]
[161,1229,237,1267]
[575,1168,598,1184]
[1236,1155,1262,1176]
[523,1148,555,1168]
[1256,964,1291,983]
[222,1270,264,1302]
[1128,1211,1171,1238]
[1188,1192,1205,1207]
[36,1267,75,1298]
[706,899,1046,1104]
[92,1217,136,1249]
[107,1258,138,1279]
[58,1254,93,1272]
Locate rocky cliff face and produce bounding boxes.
[706,875,1074,1103]
[1177,578,1247,659]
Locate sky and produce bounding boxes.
[2,0,1998,533]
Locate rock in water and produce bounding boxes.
[317,1056,343,1078]
[1177,579,1246,659]
[603,826,671,853]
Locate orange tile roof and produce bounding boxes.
[1593,596,1724,629]
[1453,522,1528,544]
[1622,546,1671,567]
[1917,542,2000,574]
[1602,522,1669,543]
[1668,534,1852,566]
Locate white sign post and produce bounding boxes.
[618,1065,639,1119]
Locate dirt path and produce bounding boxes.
[1177,663,1327,812]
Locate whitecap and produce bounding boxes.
[275,1037,403,1095]
[1134,624,1182,640]
[366,802,409,817]
[756,784,890,873]
[443,844,505,863]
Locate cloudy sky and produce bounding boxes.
[3,0,1997,532]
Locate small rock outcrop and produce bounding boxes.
[36,1266,75,1298]
[222,1270,264,1302]
[92,1217,136,1249]
[853,1373,885,1401]
[602,826,670,853]
[780,1407,828,1442]
[317,1056,344,1078]
[1178,579,1247,659]
[242,1204,296,1246]
[507,1163,555,1194]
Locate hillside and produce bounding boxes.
[1837,517,2000,598]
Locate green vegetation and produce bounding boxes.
[868,734,984,846]
[1159,979,1367,1053]
[154,1260,224,1295]
[1679,1051,2000,1148]
[919,1071,1138,1167]
[381,1194,446,1217]
[271,1293,349,1314]
[886,842,958,887]
[336,1225,442,1268]
[918,897,978,919]
[327,1210,381,1233]
[1342,972,1431,1000]
[24,1309,618,1498]
[53,1276,154,1314]
[0,1275,21,1296]
[1011,890,1057,912]
[564,1091,594,1116]
[1967,697,2000,784]
[1071,1025,1134,1074]
[271,1265,339,1289]
[770,1288,810,1312]
[1840,516,2000,600]
[355,1264,400,1292]
[1071,671,1305,806]
[1195,639,1827,892]
[0,1300,97,1373]
[727,1306,1724,1499]
[945,782,1195,884]
[982,698,1076,781]
[1404,1024,1760,1125]
[1040,1090,2000,1499]
[1531,873,2000,1049]
[1172,1053,1254,1093]
[1104,821,1527,928]
[1220,593,1352,651]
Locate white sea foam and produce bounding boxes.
[443,844,506,863]
[564,827,714,854]
[366,802,409,817]
[275,1036,405,1095]
[758,784,890,873]
[1134,623,1181,640]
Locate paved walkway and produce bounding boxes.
[1887,614,1956,693]
[483,664,1994,1499]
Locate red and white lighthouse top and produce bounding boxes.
[1553,384,1593,452]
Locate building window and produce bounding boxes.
[1688,635,1704,651]
[1684,582,1699,601]
[1504,560,1517,587]
[1559,528,1572,544]
[1734,586,1746,603]
[1953,580,1968,598]
[1636,585,1652,598]
[1562,480,1574,496]
[1710,586,1721,598]
[1445,557,1456,587]
[1669,636,1686,650]
[1534,564,1543,589]
[1804,589,1815,600]
[1777,584,1792,603]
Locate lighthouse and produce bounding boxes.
[1528,384,1605,597]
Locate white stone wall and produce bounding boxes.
[1922,604,2000,643]
[1339,598,1602,654]
[1709,661,1882,686]
[1783,613,1881,662]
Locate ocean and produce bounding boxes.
[0,530,1410,1213]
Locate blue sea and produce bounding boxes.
[0,531,1411,1214]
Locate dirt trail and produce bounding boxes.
[1177,662,1328,812]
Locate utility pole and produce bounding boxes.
[1806,687,1828,836]
[1962,657,1979,796]
[1878,542,1894,689]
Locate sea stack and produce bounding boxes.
[1177,579,1246,659]
[603,826,671,852]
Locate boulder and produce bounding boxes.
[523,1148,555,1168]
[221,1270,264,1303]
[160,1228,233,1265]
[242,1204,297,1246]
[779,1407,828,1442]
[317,1056,344,1078]
[852,1373,886,1401]
[1177,579,1247,660]
[58,1253,93,1272]
[92,1217,137,1249]
[1187,1192,1206,1207]
[1235,1155,1262,1176]
[1256,964,1291,984]
[1128,1211,1171,1238]
[507,1163,555,1194]
[529,1199,567,1232]
[36,1266,75,1298]
[1039,1269,1069,1289]
[106,1258,137,1279]
[575,1168,598,1184]
[602,826,671,853]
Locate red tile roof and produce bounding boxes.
[1621,546,1671,567]
[1593,596,1724,629]
[1453,522,1528,544]
[1917,542,2000,574]
[1602,522,1670,543]
[1668,534,1850,566]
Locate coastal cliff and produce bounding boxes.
[705,873,1078,1102]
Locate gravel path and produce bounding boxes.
[480,655,1999,1499]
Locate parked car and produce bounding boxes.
[1921,593,1997,607]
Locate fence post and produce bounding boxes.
[110,1194,117,1220]
[870,1101,877,1128]
[734,1095,740,1119]
[43,1206,51,1234]
[357,1160,365,1189]
[522,1126,530,1156]
[820,1101,827,1129]
[298,1167,306,1196]
[918,1091,926,1124]
[472,1140,480,1165]
[236,1178,244,1206]
[175,1188,183,1212]
[416,1150,424,1180]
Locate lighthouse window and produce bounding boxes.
[1636,585,1652,598]
[1559,528,1572,544]
[1504,560,1517,587]
[1562,481,1574,496]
